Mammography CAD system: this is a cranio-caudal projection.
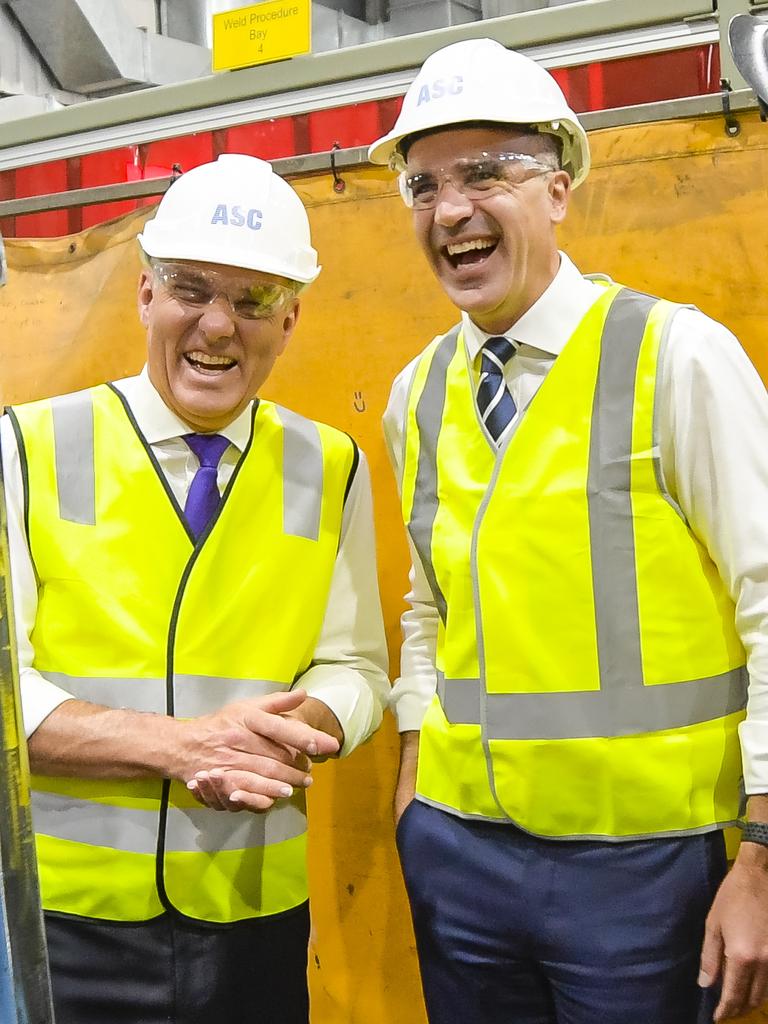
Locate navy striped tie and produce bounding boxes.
[477,336,518,444]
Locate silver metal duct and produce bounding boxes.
[6,0,211,93]
[159,0,209,47]
[387,0,481,38]
[0,95,63,121]
[0,4,64,101]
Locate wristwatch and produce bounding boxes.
[741,821,768,847]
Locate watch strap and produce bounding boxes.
[741,821,768,847]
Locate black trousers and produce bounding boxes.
[45,903,310,1024]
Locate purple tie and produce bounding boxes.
[183,433,230,539]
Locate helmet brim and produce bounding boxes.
[369,116,590,190]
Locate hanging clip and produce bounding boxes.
[720,79,741,138]
[170,163,183,181]
[330,143,346,194]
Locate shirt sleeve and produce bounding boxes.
[382,361,439,733]
[296,450,390,756]
[658,308,768,794]
[0,414,75,737]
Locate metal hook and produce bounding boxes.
[330,143,346,194]
[720,79,741,138]
[170,163,183,181]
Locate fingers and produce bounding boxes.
[747,962,768,1016]
[179,690,332,788]
[293,751,313,774]
[257,690,308,716]
[715,956,756,1021]
[242,696,339,758]
[192,767,309,814]
[214,728,307,769]
[209,748,313,790]
[700,918,724,991]
[187,775,229,811]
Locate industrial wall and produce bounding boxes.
[1,107,767,1023]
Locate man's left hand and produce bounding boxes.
[700,840,768,1020]
[189,696,343,812]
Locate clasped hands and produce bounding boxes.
[180,690,339,814]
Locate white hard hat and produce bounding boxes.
[138,154,320,286]
[368,38,590,188]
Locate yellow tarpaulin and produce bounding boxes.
[1,107,767,1024]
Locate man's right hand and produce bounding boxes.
[179,689,339,813]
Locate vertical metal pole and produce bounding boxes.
[0,231,55,1024]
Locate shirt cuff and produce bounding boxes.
[739,716,768,794]
[390,688,432,733]
[20,670,75,738]
[297,665,384,757]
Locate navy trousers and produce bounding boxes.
[45,903,310,1024]
[397,800,727,1024]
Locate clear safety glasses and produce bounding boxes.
[399,151,558,210]
[151,261,296,320]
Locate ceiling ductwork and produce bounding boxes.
[5,0,211,94]
[159,0,210,47]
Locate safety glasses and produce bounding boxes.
[399,151,558,210]
[151,261,296,320]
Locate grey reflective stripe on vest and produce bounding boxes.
[51,390,95,525]
[421,290,747,739]
[39,671,288,716]
[438,668,747,738]
[588,288,654,690]
[407,326,460,624]
[49,394,323,540]
[275,405,323,540]
[31,789,306,854]
[171,675,287,717]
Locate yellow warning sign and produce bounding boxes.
[212,0,311,72]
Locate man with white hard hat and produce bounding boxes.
[0,153,389,1023]
[370,37,768,1023]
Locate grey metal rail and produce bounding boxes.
[0,88,759,221]
[0,227,55,1022]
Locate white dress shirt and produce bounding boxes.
[384,252,768,794]
[2,368,390,757]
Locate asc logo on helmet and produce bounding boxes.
[210,205,263,230]
[416,76,463,106]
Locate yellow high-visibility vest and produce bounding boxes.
[10,383,356,922]
[401,283,746,839]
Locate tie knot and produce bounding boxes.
[183,433,230,469]
[481,335,516,372]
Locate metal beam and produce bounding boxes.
[0,88,762,221]
[578,85,756,129]
[0,0,711,152]
[0,7,719,173]
[0,176,175,217]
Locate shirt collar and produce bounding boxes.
[462,252,608,362]
[112,367,253,452]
